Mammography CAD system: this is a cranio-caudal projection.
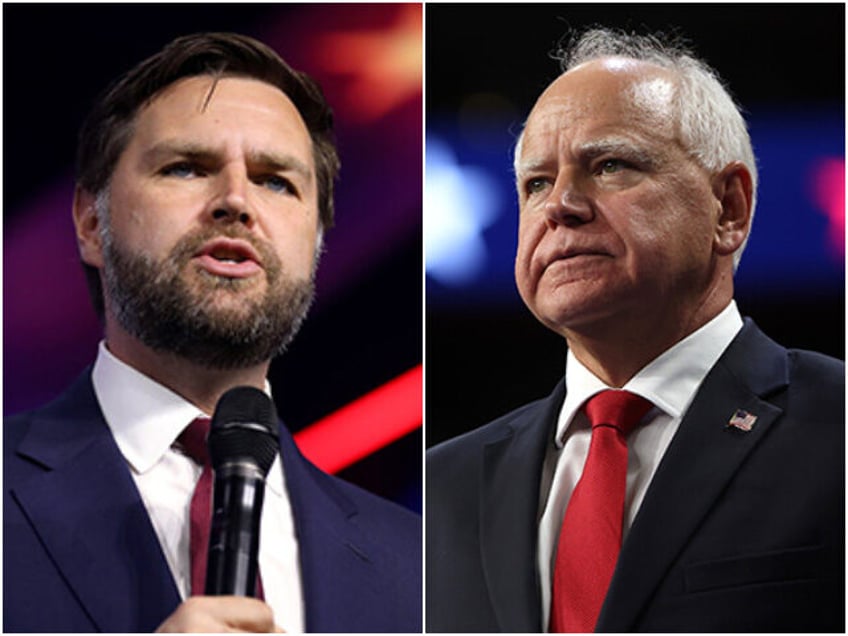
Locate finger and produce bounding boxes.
[157,596,277,633]
[208,596,276,632]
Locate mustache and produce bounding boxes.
[169,226,281,276]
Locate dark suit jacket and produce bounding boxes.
[426,320,844,632]
[4,370,421,633]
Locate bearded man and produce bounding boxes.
[4,32,420,633]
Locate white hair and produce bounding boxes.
[515,28,758,270]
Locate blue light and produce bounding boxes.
[425,136,501,285]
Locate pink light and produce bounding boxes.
[293,365,422,474]
[810,157,845,261]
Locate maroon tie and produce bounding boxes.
[549,390,653,632]
[177,417,213,597]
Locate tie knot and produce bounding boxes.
[584,390,653,436]
[178,417,211,466]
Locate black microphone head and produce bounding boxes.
[209,386,279,477]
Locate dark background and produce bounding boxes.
[425,3,845,447]
[3,3,423,510]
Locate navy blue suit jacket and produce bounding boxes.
[426,320,844,632]
[4,371,421,632]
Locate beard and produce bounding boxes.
[101,223,316,370]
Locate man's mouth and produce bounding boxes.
[546,247,611,266]
[194,238,263,279]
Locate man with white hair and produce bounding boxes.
[426,28,843,632]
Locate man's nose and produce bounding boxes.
[544,170,594,229]
[208,164,253,226]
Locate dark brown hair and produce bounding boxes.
[76,32,340,318]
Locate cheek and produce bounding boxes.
[620,191,714,278]
[664,184,719,258]
[272,219,319,274]
[107,186,169,252]
[514,213,542,295]
[108,165,203,250]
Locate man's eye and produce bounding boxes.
[525,177,550,195]
[161,162,200,178]
[260,174,297,195]
[598,159,627,175]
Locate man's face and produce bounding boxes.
[98,75,320,368]
[514,58,723,338]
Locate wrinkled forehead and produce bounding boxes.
[521,57,678,147]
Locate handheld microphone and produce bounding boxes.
[206,386,279,597]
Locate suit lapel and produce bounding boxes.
[597,321,789,632]
[278,428,396,632]
[480,381,565,632]
[10,373,180,632]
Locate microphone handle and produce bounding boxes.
[205,464,266,597]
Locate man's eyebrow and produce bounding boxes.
[247,150,314,184]
[141,141,216,165]
[514,157,555,179]
[576,137,657,165]
[514,137,659,178]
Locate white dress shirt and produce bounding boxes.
[92,342,305,632]
[537,301,744,629]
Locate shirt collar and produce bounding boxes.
[91,342,283,495]
[93,342,205,474]
[555,300,744,446]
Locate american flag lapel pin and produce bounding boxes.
[727,409,758,432]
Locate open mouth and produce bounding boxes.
[209,248,249,264]
[195,238,263,279]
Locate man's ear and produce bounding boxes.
[72,187,105,268]
[712,161,753,257]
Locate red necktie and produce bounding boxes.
[550,390,653,632]
[177,417,213,597]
